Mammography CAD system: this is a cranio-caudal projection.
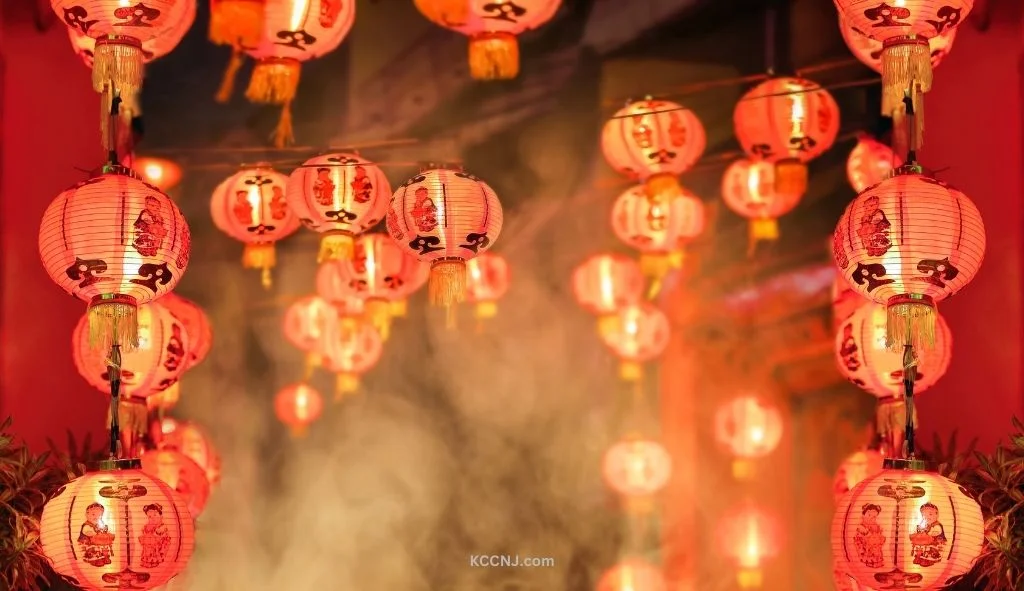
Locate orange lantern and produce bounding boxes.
[611,184,705,277]
[286,152,391,262]
[714,396,783,479]
[158,292,212,371]
[413,0,561,80]
[733,77,840,197]
[601,99,706,202]
[39,165,190,351]
[601,438,672,499]
[833,449,885,502]
[831,458,983,590]
[721,158,801,244]
[160,417,222,487]
[847,136,903,194]
[386,167,504,307]
[282,295,338,372]
[832,273,866,328]
[571,253,645,331]
[132,157,185,193]
[319,317,383,399]
[389,258,430,318]
[140,448,210,517]
[832,166,985,351]
[39,459,195,590]
[210,163,300,288]
[838,15,957,77]
[718,504,781,589]
[208,0,265,50]
[596,559,666,591]
[465,252,510,320]
[243,0,356,147]
[275,382,324,437]
[597,303,670,382]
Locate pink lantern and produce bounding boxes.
[601,438,672,499]
[721,158,802,244]
[66,0,196,69]
[714,396,783,479]
[718,504,781,589]
[319,317,383,399]
[597,302,671,382]
[140,448,210,517]
[596,559,666,591]
[838,16,957,76]
[282,295,340,373]
[611,184,705,277]
[847,136,903,194]
[465,252,511,320]
[571,253,645,324]
[160,417,222,487]
[275,383,324,437]
[158,292,213,370]
[833,449,885,503]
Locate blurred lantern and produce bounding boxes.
[721,159,801,246]
[39,459,195,590]
[832,166,985,352]
[601,99,706,202]
[243,0,356,147]
[847,136,903,194]
[159,292,213,370]
[319,317,383,400]
[831,273,865,329]
[160,417,222,487]
[282,295,338,374]
[413,0,561,80]
[39,165,190,351]
[286,152,391,262]
[718,504,781,589]
[611,184,705,282]
[389,259,430,318]
[275,382,324,437]
[597,303,670,382]
[465,252,510,321]
[140,448,211,517]
[595,559,667,591]
[386,167,503,310]
[131,157,185,193]
[733,77,840,197]
[838,16,957,77]
[833,449,885,503]
[831,458,983,590]
[714,396,783,479]
[314,265,369,319]
[209,0,266,102]
[571,254,645,333]
[66,0,195,70]
[601,438,672,500]
[210,163,300,288]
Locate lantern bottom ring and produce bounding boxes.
[883,457,928,471]
[886,293,934,308]
[94,457,142,471]
[881,34,931,50]
[95,34,143,50]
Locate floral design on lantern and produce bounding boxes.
[39,166,190,351]
[718,504,781,589]
[160,417,222,487]
[282,295,341,373]
[838,15,957,76]
[847,136,903,194]
[39,459,195,590]
[831,459,984,590]
[611,184,705,278]
[319,317,383,400]
[714,396,783,479]
[465,252,510,320]
[413,0,561,80]
[158,292,212,370]
[275,382,324,437]
[286,152,391,262]
[571,253,645,332]
[131,157,185,193]
[832,166,985,351]
[140,449,210,517]
[721,158,802,245]
[834,449,885,503]
[596,559,667,591]
[602,438,672,499]
[597,302,670,382]
[210,163,300,288]
[601,99,706,202]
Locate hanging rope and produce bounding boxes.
[901,344,918,459]
[106,344,123,459]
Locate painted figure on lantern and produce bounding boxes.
[412,186,438,232]
[839,323,861,372]
[856,195,892,256]
[133,195,167,257]
[314,168,335,205]
[352,165,372,202]
[911,503,946,567]
[139,503,170,568]
[78,503,114,567]
[854,503,885,568]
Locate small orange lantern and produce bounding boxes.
[721,158,801,245]
[611,184,705,278]
[319,318,383,400]
[131,157,185,193]
[596,559,666,591]
[140,448,210,517]
[158,292,212,370]
[465,252,510,320]
[597,303,670,382]
[275,382,324,437]
[282,295,338,372]
[718,504,781,589]
[571,253,645,332]
[833,449,885,503]
[601,438,672,499]
[714,396,783,479]
[160,417,222,487]
[847,136,903,194]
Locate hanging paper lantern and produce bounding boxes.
[596,559,667,591]
[718,504,781,589]
[282,295,340,373]
[389,258,431,318]
[275,382,324,437]
[465,252,510,320]
[386,167,503,307]
[611,184,705,277]
[597,303,670,382]
[210,163,300,288]
[158,292,212,371]
[39,165,190,351]
[721,158,801,244]
[130,157,185,193]
[832,273,866,328]
[413,0,561,80]
[733,77,840,197]
[601,99,707,202]
[571,253,645,333]
[714,396,783,479]
[831,458,984,590]
[838,16,957,77]
[833,449,885,502]
[140,449,210,517]
[160,418,222,487]
[832,166,985,351]
[314,266,369,319]
[319,317,383,399]
[286,152,391,262]
[39,459,195,590]
[209,0,265,48]
[602,438,672,498]
[66,0,196,71]
[847,136,903,194]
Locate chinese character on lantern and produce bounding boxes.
[611,184,705,284]
[847,135,903,194]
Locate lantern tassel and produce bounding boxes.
[773,159,807,197]
[214,49,245,103]
[902,344,918,458]
[885,294,935,351]
[747,219,779,257]
[731,459,755,481]
[365,298,392,341]
[92,37,144,95]
[318,231,355,262]
[89,295,140,352]
[303,352,321,381]
[289,425,308,439]
[242,243,276,289]
[106,344,123,459]
[880,37,932,120]
[475,301,497,320]
[209,0,265,47]
[737,568,763,589]
[390,299,409,318]
[272,100,294,149]
[334,373,359,402]
[644,173,681,202]
[106,398,149,457]
[619,361,643,382]
[429,259,467,307]
[876,397,918,459]
[246,58,301,147]
[468,32,520,80]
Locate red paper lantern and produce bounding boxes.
[39,165,190,351]
[160,418,222,487]
[386,168,503,307]
[721,158,802,243]
[282,295,339,370]
[158,292,212,370]
[831,458,983,590]
[319,317,383,399]
[838,15,956,76]
[611,184,705,276]
[140,448,210,517]
[286,152,391,262]
[210,163,300,287]
[733,77,840,197]
[832,166,985,351]
[601,438,672,498]
[414,0,560,80]
[714,396,783,479]
[571,253,645,321]
[718,504,781,589]
[847,136,903,194]
[465,252,510,319]
[596,559,666,591]
[132,157,185,193]
[39,459,195,590]
[275,383,324,437]
[597,303,670,382]
[833,449,885,503]
[66,0,195,70]
[314,265,369,316]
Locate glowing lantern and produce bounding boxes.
[832,166,985,351]
[597,303,670,382]
[286,152,391,262]
[719,505,781,589]
[39,459,195,590]
[319,317,383,399]
[244,0,356,147]
[601,438,672,499]
[833,449,885,502]
[282,295,338,371]
[733,77,840,197]
[847,136,903,194]
[314,266,369,319]
[160,418,222,487]
[832,273,865,328]
[721,158,801,244]
[131,157,184,193]
[386,167,503,308]
[838,16,956,76]
[611,184,705,277]
[714,396,783,479]
[413,0,561,80]
[571,254,645,332]
[140,449,210,517]
[66,0,195,70]
[601,99,706,202]
[158,292,212,370]
[39,165,190,351]
[596,559,667,591]
[275,382,324,437]
[209,0,266,102]
[831,458,983,590]
[834,562,876,591]
[465,252,510,320]
[210,163,300,288]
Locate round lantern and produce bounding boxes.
[596,559,667,591]
[571,253,645,332]
[210,163,300,288]
[72,301,190,399]
[611,184,705,277]
[158,292,212,371]
[314,266,369,319]
[847,136,903,194]
[243,0,356,147]
[465,252,510,320]
[133,157,184,193]
[319,317,383,399]
[386,167,503,307]
[66,0,195,71]
[140,448,210,517]
[714,396,783,479]
[413,0,561,80]
[208,0,265,49]
[597,303,671,382]
[838,16,957,77]
[601,99,706,202]
[831,458,984,590]
[718,504,781,589]
[721,158,802,244]
[286,152,391,262]
[275,382,324,437]
[160,417,222,487]
[832,273,866,328]
[389,257,430,318]
[835,302,952,399]
[601,438,673,499]
[733,77,840,197]
[39,165,190,351]
[39,459,195,590]
[282,295,339,373]
[832,166,985,351]
[834,449,885,503]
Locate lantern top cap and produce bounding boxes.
[96,164,142,180]
[93,458,143,471]
[418,162,464,173]
[888,163,934,178]
[883,457,929,471]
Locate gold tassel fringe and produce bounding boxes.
[474,301,498,319]
[644,172,681,203]
[885,295,936,351]
[619,361,643,382]
[246,58,301,105]
[147,382,181,411]
[731,459,755,481]
[737,568,764,589]
[389,299,409,318]
[242,243,276,289]
[318,231,355,262]
[773,159,807,197]
[209,0,265,47]
[334,373,359,401]
[365,298,392,341]
[304,352,321,381]
[468,32,520,80]
[214,49,245,103]
[880,37,932,117]
[597,314,620,340]
[413,0,469,26]
[89,296,140,351]
[750,218,779,242]
[92,37,144,94]
[639,250,684,278]
[622,495,655,515]
[429,259,467,306]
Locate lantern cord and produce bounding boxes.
[901,344,918,459]
[903,92,918,164]
[106,344,123,460]
[106,91,123,166]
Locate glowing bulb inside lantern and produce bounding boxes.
[145,163,164,182]
[295,390,310,421]
[741,520,761,569]
[622,567,636,591]
[247,186,262,227]
[470,261,482,282]
[598,258,614,307]
[365,240,378,286]
[749,425,765,443]
[161,418,177,435]
[290,0,310,31]
[788,85,807,140]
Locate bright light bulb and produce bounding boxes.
[598,259,614,307]
[144,163,163,181]
[247,186,262,226]
[290,0,309,31]
[749,426,765,443]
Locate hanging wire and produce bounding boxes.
[106,344,123,459]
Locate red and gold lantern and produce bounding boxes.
[714,396,783,479]
[465,252,510,320]
[601,438,672,498]
[282,295,338,372]
[596,559,666,591]
[571,253,645,332]
[838,15,957,77]
[140,448,211,517]
[718,504,781,589]
[275,382,324,437]
[319,317,383,399]
[597,303,670,382]
[611,184,705,277]
[160,417,222,487]
[847,136,903,194]
[158,292,212,371]
[721,158,802,244]
[833,449,885,502]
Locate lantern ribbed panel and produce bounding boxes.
[465,253,510,303]
[601,100,706,181]
[611,185,706,251]
[286,153,390,234]
[133,158,184,193]
[140,449,210,517]
[67,0,195,68]
[158,293,212,370]
[160,418,222,486]
[601,439,673,497]
[39,467,195,590]
[719,505,781,568]
[245,0,356,61]
[282,296,337,352]
[597,303,670,363]
[335,233,422,301]
[838,16,956,74]
[834,450,886,503]
[847,137,903,194]
[72,301,190,398]
[51,0,190,40]
[834,0,974,41]
[314,264,369,313]
[722,159,802,220]
[275,383,324,429]
[734,77,840,164]
[714,396,783,459]
[832,171,986,305]
[832,274,867,327]
[209,164,300,245]
[39,170,190,306]
[596,560,667,591]
[835,303,952,398]
[571,254,644,316]
[319,318,382,375]
[414,0,560,35]
[831,467,984,589]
